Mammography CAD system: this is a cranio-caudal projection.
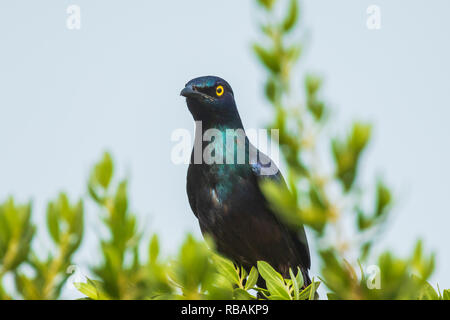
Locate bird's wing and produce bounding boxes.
[249,144,311,270]
[186,165,199,218]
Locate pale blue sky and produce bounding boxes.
[0,1,449,298]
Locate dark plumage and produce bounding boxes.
[181,76,311,286]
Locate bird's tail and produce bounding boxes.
[301,268,312,288]
[302,268,320,300]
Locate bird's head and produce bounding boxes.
[181,76,241,126]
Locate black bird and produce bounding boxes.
[181,76,311,286]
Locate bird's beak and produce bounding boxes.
[180,85,198,98]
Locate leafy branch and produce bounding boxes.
[253,0,446,299]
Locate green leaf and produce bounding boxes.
[265,78,278,103]
[289,268,299,300]
[0,199,35,272]
[357,210,373,231]
[332,122,372,191]
[375,181,392,217]
[75,279,109,300]
[257,0,276,10]
[257,261,290,299]
[74,282,99,300]
[413,240,423,267]
[88,183,103,204]
[149,234,159,264]
[350,122,372,154]
[360,242,372,261]
[417,281,439,300]
[93,152,113,190]
[46,202,60,244]
[308,280,316,300]
[305,74,322,95]
[443,289,450,300]
[298,280,320,300]
[14,273,41,299]
[214,254,240,286]
[295,267,304,289]
[411,240,435,280]
[253,44,281,74]
[304,75,326,121]
[245,267,259,290]
[233,288,255,300]
[257,261,284,283]
[172,235,216,294]
[282,0,298,32]
[113,181,128,220]
[259,180,299,228]
[240,265,248,280]
[72,200,84,241]
[327,292,339,300]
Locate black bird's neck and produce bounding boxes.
[191,114,249,167]
[187,96,247,163]
[186,96,244,132]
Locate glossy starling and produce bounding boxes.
[181,76,311,286]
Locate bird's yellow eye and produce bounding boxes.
[216,85,224,97]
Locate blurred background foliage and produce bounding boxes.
[0,0,448,300]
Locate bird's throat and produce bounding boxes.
[191,119,253,169]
